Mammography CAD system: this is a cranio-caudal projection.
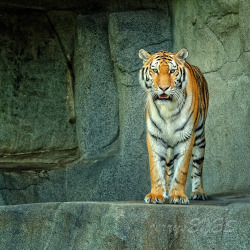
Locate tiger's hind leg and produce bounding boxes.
[190,133,208,200]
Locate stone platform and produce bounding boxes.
[0,192,249,250]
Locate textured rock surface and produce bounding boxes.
[0,11,78,168]
[170,0,250,194]
[75,13,119,158]
[0,193,249,250]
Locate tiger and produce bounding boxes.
[139,48,209,205]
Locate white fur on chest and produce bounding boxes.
[147,95,193,147]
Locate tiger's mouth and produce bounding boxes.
[157,93,172,101]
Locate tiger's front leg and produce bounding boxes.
[144,133,167,204]
[169,135,195,205]
[165,147,174,198]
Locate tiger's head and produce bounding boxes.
[139,48,189,104]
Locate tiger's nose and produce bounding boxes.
[159,85,169,91]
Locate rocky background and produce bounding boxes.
[0,0,249,205]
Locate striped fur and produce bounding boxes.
[139,48,209,204]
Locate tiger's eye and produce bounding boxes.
[170,69,175,74]
[152,69,158,73]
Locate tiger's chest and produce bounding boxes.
[147,97,193,147]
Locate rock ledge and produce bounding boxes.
[0,192,249,249]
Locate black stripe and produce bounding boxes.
[179,132,192,143]
[175,110,194,132]
[176,68,183,89]
[182,68,186,82]
[192,164,199,170]
[194,138,205,147]
[180,67,183,77]
[178,80,182,89]
[168,164,174,170]
[167,159,173,166]
[194,172,202,177]
[149,132,167,145]
[173,132,192,148]
[193,157,204,165]
[152,100,166,123]
[167,153,180,166]
[195,122,204,132]
[172,92,187,118]
[195,130,204,141]
[173,153,180,161]
[149,112,162,133]
[156,152,166,162]
[160,157,166,162]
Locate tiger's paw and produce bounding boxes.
[144,193,165,204]
[190,191,208,201]
[169,195,190,205]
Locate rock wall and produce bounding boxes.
[0,11,78,169]
[0,0,249,205]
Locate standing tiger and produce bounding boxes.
[139,48,209,205]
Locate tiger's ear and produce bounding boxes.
[176,48,188,62]
[139,49,151,63]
